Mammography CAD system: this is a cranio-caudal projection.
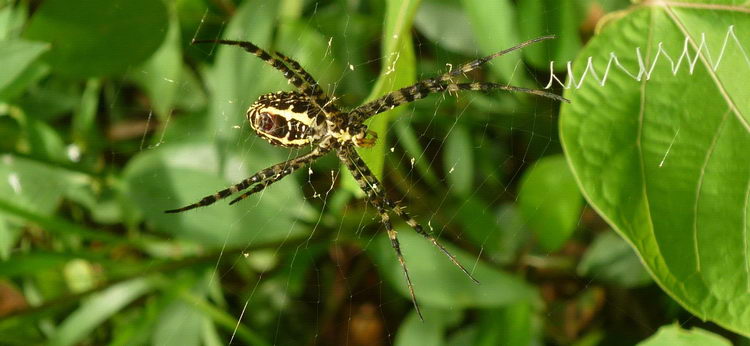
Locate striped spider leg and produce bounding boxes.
[191,39,337,115]
[167,35,567,319]
[167,40,336,212]
[349,35,570,124]
[338,145,478,320]
[165,140,333,213]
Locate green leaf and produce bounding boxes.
[443,125,474,197]
[71,79,101,153]
[0,251,89,278]
[15,76,79,119]
[393,118,441,188]
[517,0,587,70]
[21,115,67,162]
[455,199,521,264]
[48,278,153,346]
[202,0,279,142]
[447,327,478,346]
[473,301,541,346]
[578,231,652,287]
[0,114,22,153]
[344,0,419,193]
[394,307,462,346]
[276,19,336,87]
[0,215,18,260]
[0,154,83,215]
[414,1,477,55]
[560,4,750,334]
[23,0,168,77]
[0,39,48,100]
[460,0,532,87]
[123,141,313,247]
[518,154,582,251]
[152,295,203,346]
[367,229,536,308]
[177,290,269,346]
[0,3,28,40]
[0,198,133,246]
[132,9,182,119]
[637,324,731,346]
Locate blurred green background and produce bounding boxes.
[1,0,748,345]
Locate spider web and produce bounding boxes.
[135,1,574,344]
[8,0,749,343]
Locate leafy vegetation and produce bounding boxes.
[1,0,748,344]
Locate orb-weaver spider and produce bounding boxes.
[165,35,568,319]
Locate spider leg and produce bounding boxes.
[192,39,336,114]
[350,80,568,122]
[336,146,423,320]
[439,35,555,81]
[388,203,479,284]
[380,203,424,321]
[165,143,332,213]
[273,51,339,115]
[341,146,479,283]
[452,82,568,102]
[347,35,565,123]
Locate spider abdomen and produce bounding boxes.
[247,91,327,147]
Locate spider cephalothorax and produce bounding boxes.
[166,36,568,320]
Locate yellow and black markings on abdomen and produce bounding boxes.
[247,91,327,147]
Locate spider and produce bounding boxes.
[166,35,568,319]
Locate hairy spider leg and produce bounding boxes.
[351,80,569,123]
[164,143,332,213]
[348,35,566,123]
[273,51,340,115]
[342,146,480,283]
[192,39,335,115]
[225,145,331,205]
[440,35,555,81]
[337,145,423,320]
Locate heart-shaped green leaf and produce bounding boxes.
[560,3,750,335]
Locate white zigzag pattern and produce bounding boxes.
[544,25,749,89]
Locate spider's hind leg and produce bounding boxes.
[378,206,424,320]
[348,148,479,283]
[338,145,479,291]
[388,203,479,284]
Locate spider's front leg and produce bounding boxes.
[165,144,332,213]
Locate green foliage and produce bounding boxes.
[518,154,583,251]
[638,325,732,346]
[560,2,750,334]
[1,0,748,344]
[518,0,588,70]
[24,0,168,77]
[443,125,474,196]
[577,231,652,287]
[0,39,48,100]
[368,230,536,308]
